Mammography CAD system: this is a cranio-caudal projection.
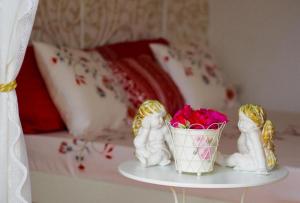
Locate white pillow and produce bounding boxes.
[150,43,230,110]
[33,41,127,140]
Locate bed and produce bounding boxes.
[26,109,300,203]
[18,0,300,203]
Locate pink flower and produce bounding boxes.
[170,105,192,128]
[189,111,205,129]
[171,105,228,129]
[207,109,228,127]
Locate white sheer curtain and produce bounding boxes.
[0,0,38,202]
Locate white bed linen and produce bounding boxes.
[26,128,134,184]
[25,110,300,203]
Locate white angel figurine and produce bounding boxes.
[219,104,277,174]
[132,100,173,167]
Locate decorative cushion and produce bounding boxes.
[133,55,184,116]
[96,38,184,117]
[33,42,127,140]
[96,38,169,61]
[16,46,66,134]
[150,42,236,110]
[95,38,184,116]
[108,55,184,117]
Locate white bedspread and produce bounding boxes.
[25,110,300,203]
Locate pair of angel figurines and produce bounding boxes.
[132,100,277,174]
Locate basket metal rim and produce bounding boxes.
[168,122,226,132]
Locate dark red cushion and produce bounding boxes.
[16,46,66,134]
[96,38,169,61]
[108,58,159,117]
[96,38,184,116]
[133,55,184,116]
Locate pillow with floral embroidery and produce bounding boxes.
[33,42,127,140]
[150,42,236,110]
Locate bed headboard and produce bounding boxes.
[31,0,208,48]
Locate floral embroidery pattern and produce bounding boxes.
[155,43,236,108]
[202,75,209,84]
[58,138,115,171]
[57,130,128,171]
[51,57,58,64]
[205,64,217,78]
[52,47,124,100]
[75,75,86,85]
[184,67,193,76]
[165,44,222,85]
[163,56,169,62]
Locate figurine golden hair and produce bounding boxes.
[132,100,171,137]
[239,104,277,170]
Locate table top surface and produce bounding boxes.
[118,160,288,189]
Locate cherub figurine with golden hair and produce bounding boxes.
[220,104,277,174]
[132,100,173,167]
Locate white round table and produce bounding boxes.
[118,160,288,203]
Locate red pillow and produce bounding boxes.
[108,58,160,117]
[109,55,184,117]
[96,38,184,116]
[133,55,184,116]
[96,38,169,61]
[16,46,66,134]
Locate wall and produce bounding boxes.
[209,0,300,113]
[31,0,208,48]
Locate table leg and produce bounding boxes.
[170,187,179,203]
[240,188,248,203]
[170,187,186,203]
[182,188,186,203]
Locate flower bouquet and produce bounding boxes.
[168,105,228,175]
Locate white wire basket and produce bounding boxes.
[168,122,226,176]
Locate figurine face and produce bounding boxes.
[142,111,165,129]
[151,113,164,128]
[238,112,258,132]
